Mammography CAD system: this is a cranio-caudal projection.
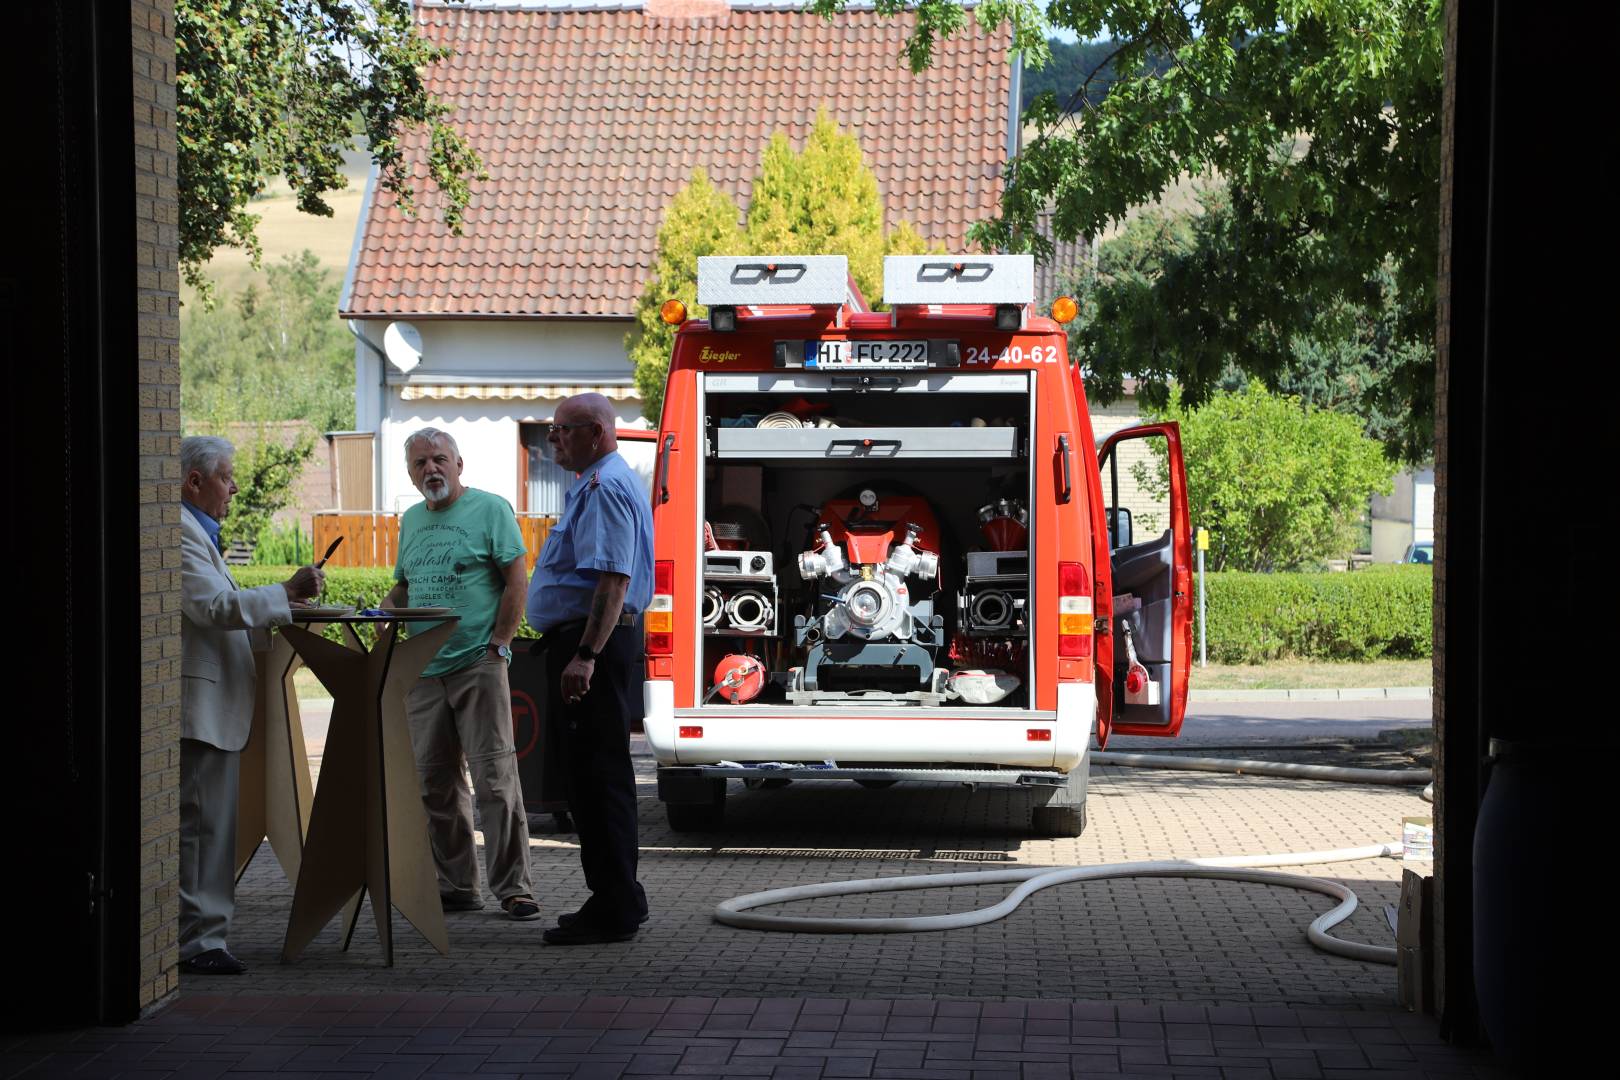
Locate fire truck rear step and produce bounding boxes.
[660,764,1066,788]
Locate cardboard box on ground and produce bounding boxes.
[1396,869,1435,1013]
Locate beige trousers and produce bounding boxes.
[404,656,534,903]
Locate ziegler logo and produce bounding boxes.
[698,346,741,364]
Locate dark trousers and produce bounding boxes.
[544,622,646,931]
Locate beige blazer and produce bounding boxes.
[180,508,292,751]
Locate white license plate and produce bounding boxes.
[805,339,930,368]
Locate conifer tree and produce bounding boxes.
[629,112,943,420]
[627,170,745,421]
[745,109,886,304]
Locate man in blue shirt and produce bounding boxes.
[526,394,653,945]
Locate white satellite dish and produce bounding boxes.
[382,321,424,373]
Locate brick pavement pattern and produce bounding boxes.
[4,993,1506,1078]
[6,740,1493,1077]
[211,739,1423,1006]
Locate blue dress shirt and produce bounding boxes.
[182,501,224,553]
[526,451,654,632]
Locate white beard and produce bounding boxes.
[423,477,449,501]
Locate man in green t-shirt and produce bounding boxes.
[384,428,539,921]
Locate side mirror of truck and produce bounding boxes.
[1107,507,1133,550]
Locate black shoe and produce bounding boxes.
[441,892,484,912]
[543,923,637,946]
[179,948,246,975]
[558,908,649,930]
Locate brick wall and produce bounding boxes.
[1430,0,1455,1023]
[132,0,181,1013]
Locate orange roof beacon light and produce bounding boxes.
[1051,296,1078,324]
[660,299,687,325]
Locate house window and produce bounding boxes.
[520,423,570,516]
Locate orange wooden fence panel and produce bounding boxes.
[314,512,555,573]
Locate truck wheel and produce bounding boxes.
[658,773,727,832]
[1031,804,1087,838]
[666,798,725,832]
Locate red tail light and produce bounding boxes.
[647,560,674,658]
[1059,561,1089,595]
[1058,560,1094,662]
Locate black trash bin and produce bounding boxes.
[508,649,569,821]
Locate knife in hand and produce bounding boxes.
[316,536,343,568]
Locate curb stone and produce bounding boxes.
[1189,686,1432,703]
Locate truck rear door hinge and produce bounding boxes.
[1094,616,1110,637]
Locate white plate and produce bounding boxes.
[379,607,453,617]
[294,606,354,619]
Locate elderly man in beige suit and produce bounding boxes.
[179,436,323,975]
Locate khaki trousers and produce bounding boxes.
[404,656,534,903]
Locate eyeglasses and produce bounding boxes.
[547,421,596,433]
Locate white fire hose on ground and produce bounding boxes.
[714,752,1433,966]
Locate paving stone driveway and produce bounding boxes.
[224,738,1429,1008]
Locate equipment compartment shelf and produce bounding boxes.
[710,425,1021,460]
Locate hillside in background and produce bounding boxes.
[182,147,370,306]
[1020,37,1171,114]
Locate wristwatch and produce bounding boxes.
[575,643,598,662]
[491,643,512,663]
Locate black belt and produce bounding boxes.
[533,614,637,648]
[534,612,628,637]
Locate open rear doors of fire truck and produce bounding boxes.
[1090,422,1193,746]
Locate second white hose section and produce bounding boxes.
[713,748,1433,963]
[715,844,1403,964]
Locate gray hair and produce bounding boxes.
[403,426,459,462]
[181,435,235,480]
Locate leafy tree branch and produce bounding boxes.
[177,0,485,297]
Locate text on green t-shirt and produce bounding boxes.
[393,487,526,677]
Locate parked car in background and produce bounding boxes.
[1403,541,1434,564]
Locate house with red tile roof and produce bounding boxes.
[339,0,1014,514]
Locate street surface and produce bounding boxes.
[294,696,1434,760]
[1114,697,1432,748]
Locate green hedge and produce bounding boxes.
[233,565,545,646]
[1203,565,1432,663]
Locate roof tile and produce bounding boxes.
[345,7,1010,318]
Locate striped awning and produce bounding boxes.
[399,384,639,403]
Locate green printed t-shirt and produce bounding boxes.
[394,487,526,678]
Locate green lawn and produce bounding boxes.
[1190,659,1431,690]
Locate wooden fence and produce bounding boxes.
[312,512,556,572]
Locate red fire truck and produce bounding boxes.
[643,255,1191,836]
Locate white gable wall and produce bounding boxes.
[352,318,644,511]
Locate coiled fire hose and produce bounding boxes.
[714,752,1433,965]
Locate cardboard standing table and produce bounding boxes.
[233,631,314,886]
[275,612,459,965]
